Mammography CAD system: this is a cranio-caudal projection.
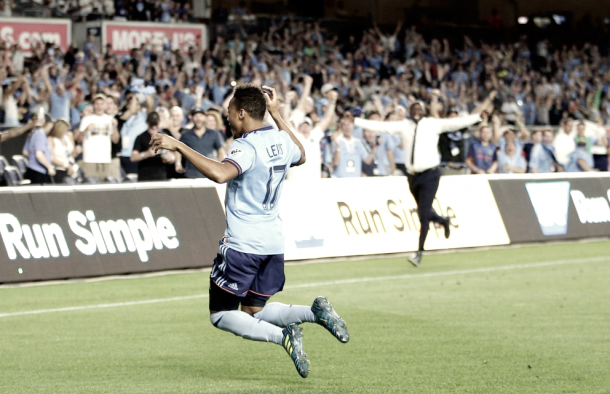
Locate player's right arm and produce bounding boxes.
[150,134,239,183]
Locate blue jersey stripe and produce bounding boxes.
[223,158,243,175]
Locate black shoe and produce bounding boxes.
[442,217,451,239]
[408,251,422,267]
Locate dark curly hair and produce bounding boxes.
[232,84,267,121]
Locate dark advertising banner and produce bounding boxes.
[489,176,610,243]
[0,184,225,283]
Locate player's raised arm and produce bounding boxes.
[263,85,306,167]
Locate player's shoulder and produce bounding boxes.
[228,135,256,154]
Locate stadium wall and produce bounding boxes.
[1,174,610,283]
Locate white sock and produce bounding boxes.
[253,302,316,328]
[210,310,283,344]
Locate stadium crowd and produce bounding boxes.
[1,13,610,184]
[20,0,196,22]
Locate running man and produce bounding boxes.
[150,84,349,378]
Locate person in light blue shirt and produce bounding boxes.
[565,149,595,172]
[49,85,72,121]
[498,141,527,173]
[150,84,350,379]
[530,129,561,173]
[332,114,373,177]
[119,92,153,174]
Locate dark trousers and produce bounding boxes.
[406,167,445,251]
[120,156,138,175]
[593,154,608,172]
[24,167,51,185]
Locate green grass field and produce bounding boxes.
[1,241,609,394]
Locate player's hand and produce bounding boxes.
[262,85,280,115]
[150,133,179,153]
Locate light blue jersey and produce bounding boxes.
[333,137,368,177]
[222,126,302,255]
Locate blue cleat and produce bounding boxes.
[282,323,309,378]
[311,296,349,343]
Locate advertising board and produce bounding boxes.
[0,184,225,283]
[0,18,71,54]
[280,177,510,260]
[102,21,207,55]
[489,174,610,242]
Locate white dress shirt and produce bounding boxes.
[355,115,481,173]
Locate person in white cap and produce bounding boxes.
[354,92,496,266]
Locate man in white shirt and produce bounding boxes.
[553,118,576,167]
[354,92,495,266]
[288,90,338,181]
[76,94,119,181]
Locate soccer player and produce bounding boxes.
[150,84,349,378]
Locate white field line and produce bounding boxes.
[0,255,607,319]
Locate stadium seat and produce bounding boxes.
[0,155,9,173]
[3,166,31,186]
[84,177,101,184]
[11,155,28,176]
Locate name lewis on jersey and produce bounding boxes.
[266,144,283,158]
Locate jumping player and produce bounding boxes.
[150,84,349,378]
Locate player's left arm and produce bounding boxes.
[263,85,306,166]
[150,134,238,183]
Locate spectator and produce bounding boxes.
[530,129,561,173]
[119,90,153,174]
[500,96,520,125]
[553,118,576,167]
[565,150,595,172]
[360,112,395,177]
[288,91,338,181]
[23,116,56,184]
[438,108,468,175]
[570,121,609,171]
[175,107,226,178]
[563,122,596,173]
[130,0,150,21]
[48,119,76,183]
[498,141,526,174]
[106,95,122,179]
[76,93,120,181]
[165,106,187,140]
[523,129,542,171]
[130,111,175,181]
[2,75,24,126]
[466,125,498,174]
[332,114,373,178]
